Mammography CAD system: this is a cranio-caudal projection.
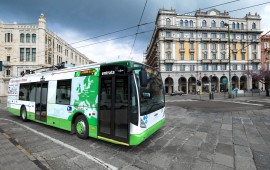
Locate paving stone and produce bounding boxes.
[233,135,249,146]
[234,145,253,157]
[221,124,232,131]
[250,143,270,153]
[218,135,232,145]
[214,152,233,168]
[215,143,233,156]
[235,155,256,170]
[191,159,211,170]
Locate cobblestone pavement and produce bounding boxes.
[0,95,270,170]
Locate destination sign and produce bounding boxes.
[75,69,95,77]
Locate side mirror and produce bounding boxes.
[139,70,148,87]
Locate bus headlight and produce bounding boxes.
[140,118,147,128]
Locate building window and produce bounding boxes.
[220,33,226,39]
[232,22,235,29]
[184,20,188,27]
[236,23,240,29]
[220,21,224,28]
[241,43,245,49]
[166,42,170,49]
[212,43,216,50]
[202,64,208,71]
[166,32,171,37]
[56,79,72,105]
[252,22,256,29]
[221,64,227,70]
[233,53,237,60]
[212,53,217,59]
[233,43,237,50]
[253,44,257,50]
[241,64,246,70]
[32,34,36,43]
[166,51,171,59]
[233,34,236,39]
[26,34,30,43]
[180,65,185,71]
[221,43,225,50]
[202,20,207,27]
[241,23,244,29]
[26,48,30,61]
[221,53,226,60]
[203,53,207,59]
[212,64,217,70]
[180,42,184,49]
[211,33,217,38]
[202,33,207,38]
[180,20,183,27]
[190,53,194,60]
[241,34,245,40]
[232,64,237,70]
[241,53,245,60]
[252,34,256,40]
[190,20,193,27]
[180,53,184,60]
[166,64,172,71]
[5,33,13,43]
[252,64,258,70]
[211,20,216,27]
[32,48,36,61]
[190,43,194,50]
[190,65,195,71]
[20,33,24,43]
[180,32,184,38]
[20,48,24,61]
[166,18,171,26]
[203,43,207,50]
[6,70,10,76]
[253,53,257,59]
[190,32,194,38]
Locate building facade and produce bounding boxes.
[0,14,92,102]
[261,34,270,71]
[145,9,262,94]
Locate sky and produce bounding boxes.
[1,0,270,63]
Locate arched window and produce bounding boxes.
[211,20,216,27]
[220,21,224,28]
[190,20,193,27]
[166,18,171,26]
[184,20,188,27]
[241,23,244,30]
[20,33,25,43]
[180,20,183,27]
[26,34,30,43]
[202,20,207,27]
[32,34,36,43]
[237,23,240,29]
[232,22,235,29]
[252,22,256,29]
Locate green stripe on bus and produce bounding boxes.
[7,107,20,116]
[129,118,165,146]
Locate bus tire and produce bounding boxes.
[75,115,89,139]
[20,107,28,122]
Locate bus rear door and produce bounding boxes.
[35,82,48,122]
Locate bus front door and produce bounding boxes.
[98,76,130,144]
[35,82,48,122]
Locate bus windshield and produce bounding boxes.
[136,67,165,116]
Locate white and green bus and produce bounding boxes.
[7,60,165,146]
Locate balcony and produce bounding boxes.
[201,59,211,63]
[232,49,238,53]
[164,59,175,63]
[189,49,195,53]
[241,49,246,53]
[211,49,217,53]
[3,61,11,67]
[252,59,260,63]
[179,49,185,53]
[212,59,220,63]
[220,59,229,63]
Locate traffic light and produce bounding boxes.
[197,80,201,86]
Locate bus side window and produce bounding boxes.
[19,83,30,101]
[56,79,72,105]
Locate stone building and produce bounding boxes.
[0,14,92,102]
[145,9,262,94]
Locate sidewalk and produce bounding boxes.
[0,129,43,170]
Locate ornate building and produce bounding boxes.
[0,14,93,102]
[145,9,262,94]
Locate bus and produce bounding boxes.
[7,60,165,146]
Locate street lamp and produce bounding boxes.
[224,23,232,98]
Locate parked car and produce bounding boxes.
[170,91,184,96]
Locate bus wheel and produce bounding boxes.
[75,115,89,139]
[20,107,28,122]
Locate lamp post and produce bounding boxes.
[224,23,232,98]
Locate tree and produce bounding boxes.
[244,68,270,96]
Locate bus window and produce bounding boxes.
[130,74,138,125]
[19,83,30,101]
[29,83,36,102]
[56,79,72,105]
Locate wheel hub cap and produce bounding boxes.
[76,120,86,135]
